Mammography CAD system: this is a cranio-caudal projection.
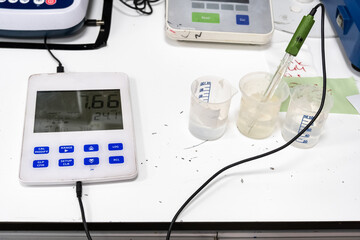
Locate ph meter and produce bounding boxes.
[19,73,137,185]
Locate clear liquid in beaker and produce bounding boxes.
[188,76,237,140]
[281,114,323,148]
[281,85,333,148]
[189,119,227,140]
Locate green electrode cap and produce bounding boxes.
[286,15,315,56]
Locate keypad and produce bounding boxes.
[32,143,125,169]
[191,1,249,25]
[0,0,74,9]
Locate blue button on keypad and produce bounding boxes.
[108,143,123,151]
[34,146,49,154]
[59,145,74,153]
[59,158,74,167]
[33,160,49,168]
[84,144,99,152]
[236,15,249,25]
[84,157,99,165]
[109,156,124,164]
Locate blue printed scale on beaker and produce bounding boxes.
[295,115,313,144]
[198,81,212,103]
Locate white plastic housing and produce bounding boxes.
[20,73,137,185]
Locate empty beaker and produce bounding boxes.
[189,76,237,140]
[281,84,333,148]
[237,72,290,139]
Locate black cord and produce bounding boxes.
[118,0,161,15]
[166,3,327,240]
[44,37,64,73]
[76,181,93,240]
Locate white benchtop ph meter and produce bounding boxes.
[166,0,274,44]
[19,73,137,185]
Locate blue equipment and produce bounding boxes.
[322,0,360,71]
[0,0,89,38]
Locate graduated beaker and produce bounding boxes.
[189,76,237,140]
[281,84,333,148]
[237,72,290,139]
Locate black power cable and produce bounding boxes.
[76,181,93,240]
[44,37,65,73]
[118,0,161,15]
[166,3,327,240]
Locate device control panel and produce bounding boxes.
[32,143,126,168]
[0,0,74,9]
[166,0,274,44]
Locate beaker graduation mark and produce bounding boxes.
[198,81,211,103]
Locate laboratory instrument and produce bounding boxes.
[322,0,360,71]
[266,13,316,100]
[165,0,274,44]
[0,0,89,38]
[281,84,333,148]
[245,11,316,133]
[20,72,137,185]
[189,76,236,140]
[237,72,289,139]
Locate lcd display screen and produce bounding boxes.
[34,90,123,133]
[193,0,249,3]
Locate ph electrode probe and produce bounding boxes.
[167,3,327,240]
[264,8,317,100]
[247,7,318,133]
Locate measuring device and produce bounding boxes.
[166,0,274,44]
[0,0,89,38]
[322,0,360,71]
[19,73,137,185]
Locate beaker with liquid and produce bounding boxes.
[189,76,237,140]
[237,72,290,139]
[281,85,333,148]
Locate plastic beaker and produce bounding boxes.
[281,84,333,148]
[237,72,290,139]
[189,76,237,140]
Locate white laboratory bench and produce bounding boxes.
[0,1,359,239]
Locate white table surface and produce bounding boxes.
[0,1,359,225]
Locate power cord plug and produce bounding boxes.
[76,181,93,240]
